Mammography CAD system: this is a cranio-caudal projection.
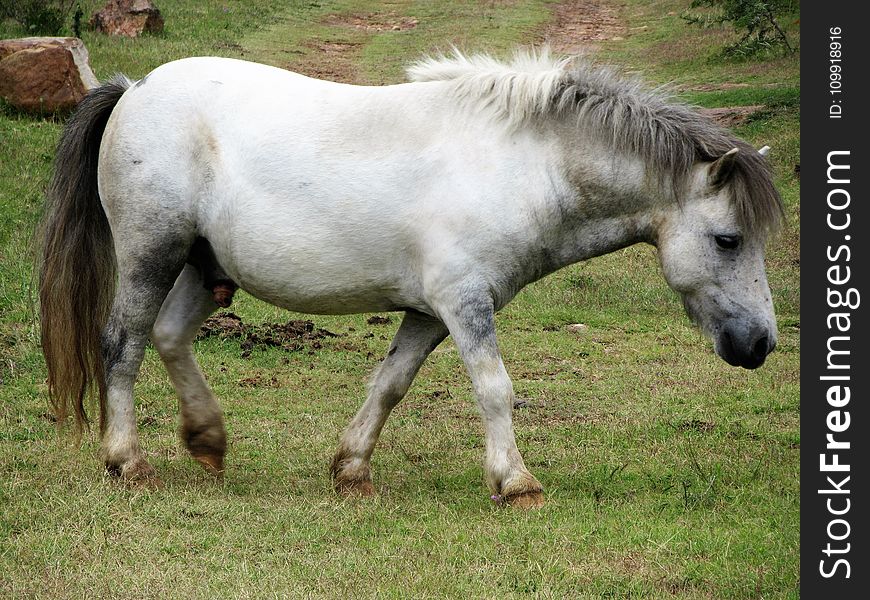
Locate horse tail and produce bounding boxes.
[39,75,132,434]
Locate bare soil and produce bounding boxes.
[696,105,765,128]
[292,12,418,84]
[539,0,625,55]
[299,39,363,83]
[198,312,338,358]
[322,12,419,32]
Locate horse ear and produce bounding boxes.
[708,147,739,188]
[758,145,771,157]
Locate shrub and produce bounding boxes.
[682,0,798,58]
[0,0,79,36]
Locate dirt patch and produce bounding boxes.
[297,40,364,83]
[689,82,751,92]
[238,373,280,388]
[540,0,626,55]
[322,12,419,32]
[293,11,419,83]
[366,315,392,325]
[198,312,338,358]
[697,105,765,128]
[676,419,716,434]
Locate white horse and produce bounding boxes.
[40,50,782,507]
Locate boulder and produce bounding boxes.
[90,0,164,37]
[0,37,99,114]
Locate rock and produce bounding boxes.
[90,0,164,37]
[566,323,589,333]
[0,37,99,114]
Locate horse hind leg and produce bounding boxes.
[102,245,190,485]
[152,264,226,476]
[331,310,448,495]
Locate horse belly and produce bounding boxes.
[211,213,422,315]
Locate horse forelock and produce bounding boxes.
[407,49,784,237]
[721,144,785,238]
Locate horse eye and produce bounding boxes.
[714,235,741,250]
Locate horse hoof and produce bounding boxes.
[334,477,376,497]
[181,422,227,476]
[503,490,545,509]
[127,474,164,490]
[107,460,163,489]
[192,453,225,477]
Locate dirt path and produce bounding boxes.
[538,0,626,55]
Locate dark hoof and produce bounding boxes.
[182,422,226,475]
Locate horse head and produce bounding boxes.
[655,146,781,369]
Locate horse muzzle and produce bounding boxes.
[716,319,776,369]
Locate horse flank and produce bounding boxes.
[39,75,132,434]
[408,49,784,237]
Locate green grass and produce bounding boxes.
[1,1,799,597]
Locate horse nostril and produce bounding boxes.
[753,336,769,360]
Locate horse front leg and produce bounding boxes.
[331,310,448,496]
[438,291,544,508]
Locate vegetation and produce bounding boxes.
[682,0,798,58]
[1,1,799,597]
[0,0,78,35]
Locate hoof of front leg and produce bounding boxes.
[334,476,376,497]
[503,490,545,509]
[106,458,163,489]
[331,454,375,497]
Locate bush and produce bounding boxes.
[682,0,798,58]
[0,0,78,36]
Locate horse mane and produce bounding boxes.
[408,49,784,236]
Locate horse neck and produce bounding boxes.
[541,124,668,271]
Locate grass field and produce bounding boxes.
[1,1,799,597]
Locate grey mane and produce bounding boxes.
[408,50,784,236]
